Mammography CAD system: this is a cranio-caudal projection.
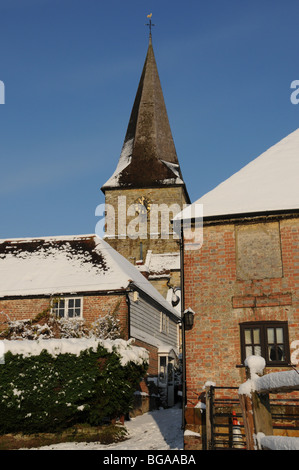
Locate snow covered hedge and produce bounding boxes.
[0,338,148,434]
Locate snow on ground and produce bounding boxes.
[27,405,184,450]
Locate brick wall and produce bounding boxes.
[83,294,129,338]
[0,293,165,378]
[0,293,129,338]
[0,297,50,325]
[133,338,159,376]
[184,216,299,408]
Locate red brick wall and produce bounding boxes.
[83,295,129,339]
[0,297,50,325]
[0,294,129,338]
[133,338,159,376]
[184,216,299,406]
[0,294,164,374]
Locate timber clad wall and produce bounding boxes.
[129,292,178,353]
[184,216,299,404]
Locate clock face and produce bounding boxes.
[134,196,151,214]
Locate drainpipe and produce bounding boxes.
[180,220,186,430]
[126,291,131,341]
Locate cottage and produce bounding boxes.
[0,233,180,408]
[176,128,299,443]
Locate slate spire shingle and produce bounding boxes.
[102,37,189,199]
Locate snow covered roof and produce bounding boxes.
[144,250,180,276]
[0,234,179,317]
[176,128,299,220]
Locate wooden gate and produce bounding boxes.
[238,362,299,450]
[205,385,246,450]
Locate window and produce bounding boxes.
[160,312,169,334]
[240,321,290,366]
[159,356,167,383]
[52,297,83,319]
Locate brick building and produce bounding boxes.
[176,128,299,444]
[0,234,180,408]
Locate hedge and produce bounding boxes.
[0,340,148,434]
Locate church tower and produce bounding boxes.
[101,30,189,297]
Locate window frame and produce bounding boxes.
[160,312,169,335]
[51,297,83,320]
[240,321,290,366]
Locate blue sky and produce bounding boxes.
[0,0,298,239]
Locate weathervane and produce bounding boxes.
[146,13,155,39]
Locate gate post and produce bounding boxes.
[239,393,255,450]
[205,385,214,450]
[251,390,273,439]
[239,357,273,449]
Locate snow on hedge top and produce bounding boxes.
[2,337,149,366]
[176,128,299,220]
[0,234,179,316]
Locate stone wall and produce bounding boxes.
[104,186,187,263]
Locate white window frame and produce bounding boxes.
[51,297,83,319]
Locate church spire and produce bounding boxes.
[102,24,189,202]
